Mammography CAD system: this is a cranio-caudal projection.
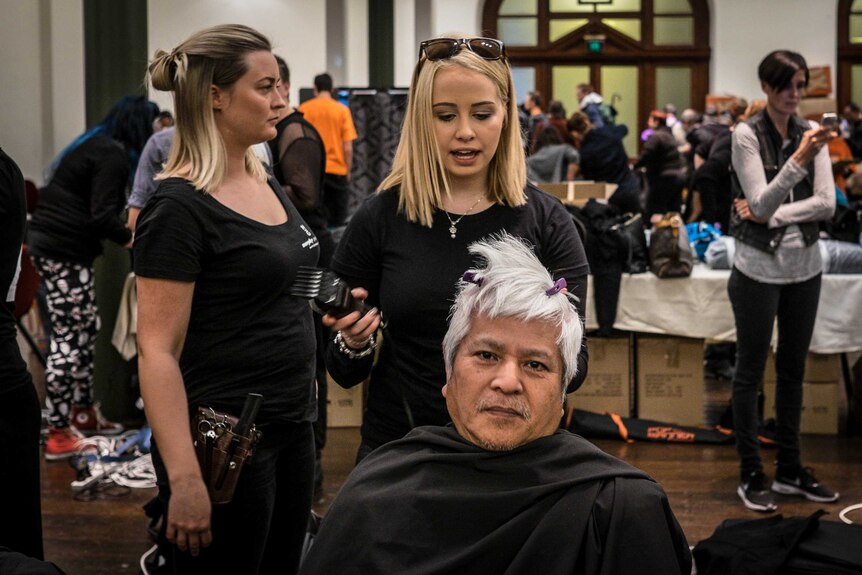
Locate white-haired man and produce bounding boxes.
[300,234,691,575]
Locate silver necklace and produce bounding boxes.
[443,195,484,239]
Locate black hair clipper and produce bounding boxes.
[290,266,378,320]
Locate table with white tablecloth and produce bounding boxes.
[585,265,862,354]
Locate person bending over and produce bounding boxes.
[301,234,690,575]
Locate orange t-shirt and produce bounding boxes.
[298,97,358,176]
[827,137,857,194]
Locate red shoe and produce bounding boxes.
[71,404,124,436]
[45,427,83,461]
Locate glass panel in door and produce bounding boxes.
[601,65,639,157]
[852,15,862,43]
[655,66,691,113]
[498,17,539,46]
[853,65,862,107]
[511,66,537,109]
[552,65,590,124]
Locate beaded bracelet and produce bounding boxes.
[335,331,376,359]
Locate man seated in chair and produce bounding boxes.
[300,234,691,575]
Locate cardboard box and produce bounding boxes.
[568,336,631,416]
[326,373,364,427]
[763,352,840,384]
[636,336,705,426]
[763,381,839,435]
[762,352,840,435]
[537,181,616,205]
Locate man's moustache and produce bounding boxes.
[475,398,531,420]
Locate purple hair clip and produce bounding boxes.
[546,278,566,297]
[462,271,483,286]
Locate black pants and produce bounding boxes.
[728,267,821,479]
[645,169,686,221]
[153,420,315,575]
[322,174,350,227]
[0,383,43,559]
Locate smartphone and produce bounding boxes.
[821,112,839,131]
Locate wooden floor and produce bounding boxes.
[40,379,862,574]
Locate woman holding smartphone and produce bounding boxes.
[730,50,838,512]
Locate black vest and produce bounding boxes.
[730,111,819,253]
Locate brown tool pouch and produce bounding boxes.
[192,407,262,505]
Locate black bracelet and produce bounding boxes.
[335,331,376,359]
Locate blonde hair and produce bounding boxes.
[378,34,526,227]
[148,24,271,193]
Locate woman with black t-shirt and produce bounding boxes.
[134,25,318,574]
[323,35,589,463]
[28,95,156,459]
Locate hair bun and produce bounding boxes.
[149,49,182,91]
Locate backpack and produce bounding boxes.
[649,212,694,278]
[598,103,617,127]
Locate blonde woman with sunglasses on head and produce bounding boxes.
[323,34,589,463]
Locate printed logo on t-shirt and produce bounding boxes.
[300,224,319,250]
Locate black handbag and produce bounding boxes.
[567,201,648,335]
[611,212,648,274]
[649,212,694,278]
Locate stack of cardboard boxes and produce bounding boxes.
[328,339,842,434]
[569,334,705,427]
[567,336,632,416]
[763,352,841,435]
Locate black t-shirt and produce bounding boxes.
[28,135,132,265]
[133,177,320,423]
[0,147,31,393]
[579,125,640,197]
[326,186,590,447]
[691,131,733,232]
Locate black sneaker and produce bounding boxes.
[772,467,839,502]
[738,471,778,512]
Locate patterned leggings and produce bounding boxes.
[32,256,99,428]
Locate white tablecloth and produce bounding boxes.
[585,265,862,354]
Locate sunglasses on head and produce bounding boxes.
[418,37,506,62]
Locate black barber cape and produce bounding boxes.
[300,426,691,575]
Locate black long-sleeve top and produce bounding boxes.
[0,146,31,392]
[634,127,685,178]
[690,131,733,232]
[28,135,132,265]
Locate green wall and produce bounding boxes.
[84,0,148,423]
